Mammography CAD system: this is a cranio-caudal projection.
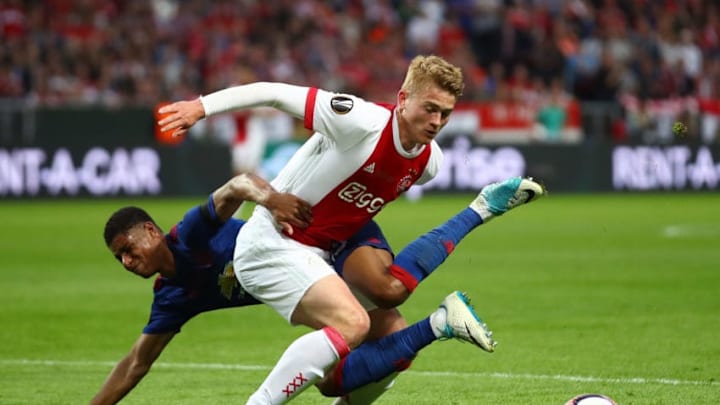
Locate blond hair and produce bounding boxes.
[401,55,464,98]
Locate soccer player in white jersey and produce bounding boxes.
[90,173,507,404]
[159,55,544,404]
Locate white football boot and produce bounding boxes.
[431,291,496,352]
[470,176,545,222]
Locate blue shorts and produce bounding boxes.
[331,220,393,276]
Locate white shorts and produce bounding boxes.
[233,207,335,323]
[347,284,378,312]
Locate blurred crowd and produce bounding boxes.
[1,0,720,141]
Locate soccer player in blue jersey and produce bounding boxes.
[91,173,311,405]
[91,171,542,405]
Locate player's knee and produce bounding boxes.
[336,308,370,348]
[368,279,411,309]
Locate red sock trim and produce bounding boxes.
[323,326,351,358]
[394,358,414,372]
[333,356,349,394]
[389,264,419,292]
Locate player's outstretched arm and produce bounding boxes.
[157,83,308,138]
[90,332,175,405]
[212,173,312,234]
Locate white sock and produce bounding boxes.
[247,329,347,404]
[469,195,494,223]
[330,373,398,405]
[428,308,447,338]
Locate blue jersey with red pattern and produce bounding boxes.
[142,195,394,334]
[143,195,260,334]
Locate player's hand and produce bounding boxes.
[157,99,206,138]
[265,192,312,235]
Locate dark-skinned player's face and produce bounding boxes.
[109,222,165,278]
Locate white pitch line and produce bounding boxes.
[662,224,720,238]
[0,359,269,371]
[2,359,717,387]
[408,370,718,386]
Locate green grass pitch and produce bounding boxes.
[1,193,718,404]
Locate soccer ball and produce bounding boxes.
[564,393,618,405]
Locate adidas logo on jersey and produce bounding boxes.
[363,162,375,173]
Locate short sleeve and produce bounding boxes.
[175,195,221,249]
[305,88,391,151]
[142,288,195,334]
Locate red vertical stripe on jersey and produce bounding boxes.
[304,87,318,130]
